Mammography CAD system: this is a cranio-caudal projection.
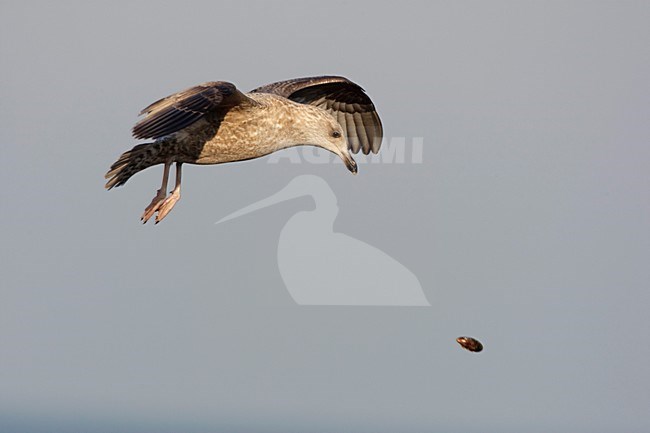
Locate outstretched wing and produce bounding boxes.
[251,76,383,155]
[132,81,254,140]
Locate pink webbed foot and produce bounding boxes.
[140,162,182,225]
[141,189,167,224]
[154,190,181,224]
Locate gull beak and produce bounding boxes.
[341,151,358,174]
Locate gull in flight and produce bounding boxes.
[105,76,383,223]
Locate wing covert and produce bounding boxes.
[132,81,251,140]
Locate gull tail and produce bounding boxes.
[104,142,163,189]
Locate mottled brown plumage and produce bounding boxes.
[105,76,383,223]
[251,76,382,154]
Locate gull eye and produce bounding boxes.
[332,130,341,138]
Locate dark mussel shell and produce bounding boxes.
[456,336,483,352]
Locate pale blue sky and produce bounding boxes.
[1,1,649,432]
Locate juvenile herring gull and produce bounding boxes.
[105,76,383,223]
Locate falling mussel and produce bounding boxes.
[456,336,483,353]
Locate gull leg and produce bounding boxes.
[141,161,171,224]
[155,162,182,224]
